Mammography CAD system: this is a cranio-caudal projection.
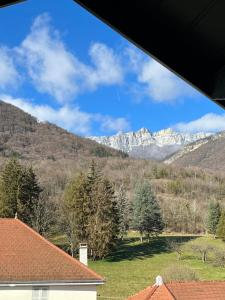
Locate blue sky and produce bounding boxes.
[0,0,224,136]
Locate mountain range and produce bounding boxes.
[0,100,224,172]
[89,128,213,161]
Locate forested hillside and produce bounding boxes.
[25,157,225,235]
[0,101,127,161]
[166,131,225,171]
[0,101,224,238]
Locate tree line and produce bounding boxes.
[2,158,225,260]
[0,158,164,260]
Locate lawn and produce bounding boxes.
[89,233,225,300]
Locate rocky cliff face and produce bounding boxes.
[89,128,213,160]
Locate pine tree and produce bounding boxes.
[87,161,119,259]
[133,180,164,242]
[86,160,101,218]
[89,177,119,260]
[18,166,42,226]
[86,160,101,188]
[116,185,130,239]
[63,172,89,255]
[216,211,225,241]
[63,162,120,260]
[207,201,221,236]
[0,158,22,217]
[0,159,42,226]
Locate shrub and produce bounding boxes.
[190,242,214,263]
[216,211,225,240]
[213,249,225,267]
[162,264,198,282]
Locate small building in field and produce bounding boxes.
[127,276,225,300]
[0,218,103,300]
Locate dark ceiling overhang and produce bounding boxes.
[0,0,25,8]
[74,0,225,110]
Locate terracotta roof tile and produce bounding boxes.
[127,281,225,300]
[0,218,103,283]
[127,284,174,300]
[167,281,225,300]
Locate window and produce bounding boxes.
[32,287,49,300]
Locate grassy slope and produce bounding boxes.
[89,234,225,300]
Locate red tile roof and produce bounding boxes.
[127,281,225,300]
[0,218,103,283]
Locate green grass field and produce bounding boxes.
[89,233,225,300]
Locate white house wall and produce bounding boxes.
[0,285,97,300]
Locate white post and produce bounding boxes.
[79,243,88,266]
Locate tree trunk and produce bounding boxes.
[70,242,74,257]
[202,252,206,263]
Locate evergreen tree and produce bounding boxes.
[86,160,101,188]
[0,159,42,226]
[116,185,130,239]
[89,177,119,260]
[207,201,221,236]
[18,166,42,225]
[216,211,225,241]
[86,160,101,218]
[0,158,22,217]
[63,162,119,260]
[63,172,89,255]
[133,180,164,242]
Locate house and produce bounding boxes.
[127,276,225,300]
[0,218,104,300]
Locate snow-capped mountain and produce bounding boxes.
[88,128,213,160]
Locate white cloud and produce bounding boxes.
[86,42,123,89]
[124,46,144,73]
[138,59,193,103]
[0,94,92,135]
[125,47,194,103]
[0,47,20,90]
[17,14,124,103]
[0,95,130,135]
[98,115,130,132]
[18,14,84,103]
[174,113,225,133]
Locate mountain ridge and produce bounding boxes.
[89,128,213,160]
[0,100,127,161]
[164,130,225,171]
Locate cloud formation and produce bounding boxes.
[174,113,225,133]
[98,115,130,133]
[138,60,192,103]
[0,47,20,90]
[126,46,194,103]
[0,14,196,106]
[18,14,124,103]
[0,95,130,135]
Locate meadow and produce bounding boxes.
[89,233,225,300]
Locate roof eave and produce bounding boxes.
[0,279,104,287]
[0,0,25,8]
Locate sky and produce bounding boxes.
[0,0,224,136]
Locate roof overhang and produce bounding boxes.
[0,280,104,287]
[74,0,225,110]
[0,0,25,8]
